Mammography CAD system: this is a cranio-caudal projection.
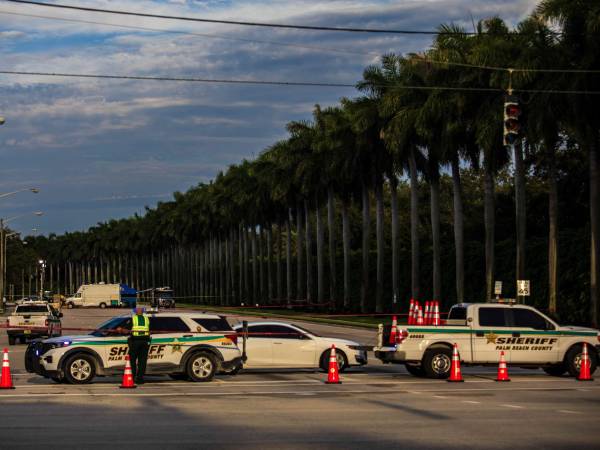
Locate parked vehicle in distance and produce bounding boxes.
[7,301,62,345]
[25,312,242,384]
[232,321,367,372]
[151,287,176,308]
[374,302,600,379]
[64,283,137,309]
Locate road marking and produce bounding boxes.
[501,404,525,409]
[432,395,449,399]
[462,400,481,404]
[557,410,581,414]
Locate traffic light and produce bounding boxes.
[503,95,521,146]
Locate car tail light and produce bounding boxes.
[226,333,238,345]
[396,329,409,344]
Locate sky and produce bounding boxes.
[0,0,538,235]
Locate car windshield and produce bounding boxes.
[90,317,130,337]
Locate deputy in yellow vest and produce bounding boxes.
[128,306,150,384]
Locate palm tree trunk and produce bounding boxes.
[342,198,351,309]
[258,227,264,301]
[409,147,420,300]
[589,139,599,327]
[375,179,384,313]
[361,181,371,313]
[327,186,337,307]
[316,196,325,305]
[514,141,527,281]
[484,159,496,302]
[267,225,274,302]
[286,211,293,306]
[430,165,441,302]
[251,227,258,303]
[451,155,465,303]
[230,229,236,304]
[238,225,243,303]
[390,176,399,307]
[548,145,558,314]
[296,203,305,301]
[305,200,314,304]
[244,227,250,302]
[276,222,282,303]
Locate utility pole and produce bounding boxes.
[39,259,46,300]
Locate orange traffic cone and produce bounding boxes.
[408,299,415,325]
[577,343,594,381]
[416,304,424,325]
[389,316,398,345]
[325,345,341,384]
[447,343,464,382]
[496,351,510,382]
[424,301,430,325]
[119,355,137,389]
[0,348,15,389]
[432,301,441,326]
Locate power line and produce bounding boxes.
[2,70,599,95]
[2,0,481,35]
[0,10,381,57]
[4,11,599,75]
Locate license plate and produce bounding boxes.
[24,329,31,335]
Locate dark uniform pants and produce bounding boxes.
[128,336,150,381]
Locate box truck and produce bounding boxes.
[65,283,137,309]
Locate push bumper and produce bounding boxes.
[355,352,368,365]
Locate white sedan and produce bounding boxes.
[232,321,367,372]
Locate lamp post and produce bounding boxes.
[0,212,43,313]
[39,259,47,301]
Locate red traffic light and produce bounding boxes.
[505,103,521,118]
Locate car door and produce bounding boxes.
[507,308,560,364]
[242,325,275,368]
[149,316,192,370]
[472,307,513,363]
[268,325,317,367]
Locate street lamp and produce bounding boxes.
[0,212,43,312]
[0,188,40,200]
[38,259,47,301]
[0,117,5,125]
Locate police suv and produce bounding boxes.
[25,312,242,384]
[374,302,600,379]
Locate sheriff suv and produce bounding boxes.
[374,302,600,379]
[25,312,242,384]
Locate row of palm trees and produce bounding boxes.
[21,0,600,324]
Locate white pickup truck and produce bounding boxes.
[7,301,63,345]
[374,302,600,379]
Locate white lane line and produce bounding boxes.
[432,395,449,399]
[462,400,481,404]
[557,409,581,414]
[501,404,525,409]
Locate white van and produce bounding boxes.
[65,283,135,309]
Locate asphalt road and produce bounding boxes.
[1,307,599,449]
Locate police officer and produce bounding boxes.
[128,306,150,384]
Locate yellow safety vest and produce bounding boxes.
[131,314,150,337]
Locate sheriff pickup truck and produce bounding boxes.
[7,301,63,345]
[374,302,600,379]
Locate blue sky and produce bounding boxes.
[0,0,537,235]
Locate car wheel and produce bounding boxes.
[319,349,348,373]
[99,303,107,309]
[422,347,453,379]
[67,302,74,309]
[565,344,598,377]
[168,373,189,381]
[543,364,567,377]
[8,336,16,345]
[63,354,96,384]
[405,363,426,377]
[187,352,217,382]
